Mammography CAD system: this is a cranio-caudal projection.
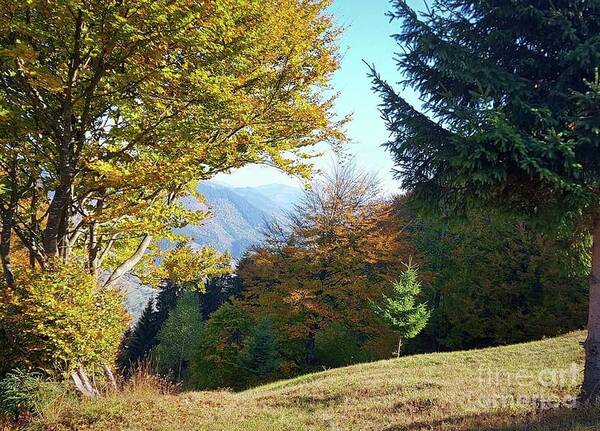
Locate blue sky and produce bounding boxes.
[215,0,421,192]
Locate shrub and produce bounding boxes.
[315,322,370,368]
[0,262,129,376]
[0,369,67,419]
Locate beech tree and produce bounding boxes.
[0,0,343,287]
[371,0,600,399]
[238,163,414,366]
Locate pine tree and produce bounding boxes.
[241,317,281,380]
[372,262,430,358]
[154,292,203,382]
[117,282,183,373]
[371,0,600,399]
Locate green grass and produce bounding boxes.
[14,331,600,430]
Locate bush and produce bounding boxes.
[315,322,370,368]
[0,369,67,419]
[0,262,130,376]
[190,304,252,389]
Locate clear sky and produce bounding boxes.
[215,0,422,192]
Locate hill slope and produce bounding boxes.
[179,182,301,260]
[29,331,600,431]
[122,182,302,322]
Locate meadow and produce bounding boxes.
[14,331,600,431]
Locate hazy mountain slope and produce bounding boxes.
[122,182,301,321]
[232,183,303,220]
[117,274,157,322]
[179,182,301,259]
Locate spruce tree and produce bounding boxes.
[199,275,244,320]
[241,317,281,380]
[118,282,183,373]
[154,292,203,382]
[117,300,158,373]
[372,262,430,358]
[372,0,600,399]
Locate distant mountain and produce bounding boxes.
[179,182,302,260]
[231,184,303,219]
[123,182,302,321]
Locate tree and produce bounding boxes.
[238,162,413,367]
[372,261,429,358]
[154,291,203,383]
[315,322,369,367]
[190,303,252,390]
[118,273,241,376]
[403,207,588,352]
[117,280,184,374]
[0,0,344,288]
[190,308,280,389]
[371,0,600,399]
[117,301,158,375]
[199,275,244,321]
[240,317,280,382]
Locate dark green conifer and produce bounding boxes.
[372,0,600,399]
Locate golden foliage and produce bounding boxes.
[0,262,129,375]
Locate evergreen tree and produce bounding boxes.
[372,262,430,358]
[190,304,253,390]
[118,276,241,377]
[241,317,281,381]
[404,208,588,353]
[118,282,183,373]
[371,0,600,399]
[153,282,183,326]
[117,301,158,374]
[154,292,203,382]
[199,275,244,321]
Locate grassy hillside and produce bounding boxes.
[21,331,600,431]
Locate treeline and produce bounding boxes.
[120,165,588,390]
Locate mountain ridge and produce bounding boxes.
[122,182,302,320]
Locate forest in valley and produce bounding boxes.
[1,0,600,429]
[117,163,589,390]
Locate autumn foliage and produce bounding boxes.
[237,165,416,369]
[0,0,343,384]
[0,262,129,376]
[0,0,343,287]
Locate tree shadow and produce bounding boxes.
[384,406,600,431]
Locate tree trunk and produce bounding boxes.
[0,203,16,287]
[29,185,38,269]
[582,219,600,401]
[396,336,402,359]
[103,234,152,288]
[102,364,118,391]
[305,331,317,366]
[72,366,97,397]
[42,183,70,259]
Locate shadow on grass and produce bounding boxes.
[384,406,600,431]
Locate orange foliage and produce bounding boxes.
[238,200,416,361]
